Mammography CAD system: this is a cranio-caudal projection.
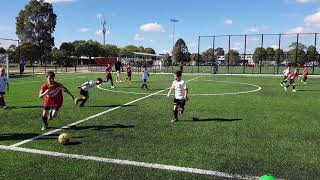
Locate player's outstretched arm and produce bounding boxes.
[62,86,74,100]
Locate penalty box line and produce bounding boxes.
[10,77,200,147]
[0,145,260,179]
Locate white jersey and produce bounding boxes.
[142,69,149,80]
[0,75,9,93]
[81,81,97,91]
[170,80,187,100]
[283,69,290,77]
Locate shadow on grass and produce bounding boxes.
[298,89,320,92]
[68,124,135,131]
[188,117,243,122]
[0,133,40,141]
[64,142,82,146]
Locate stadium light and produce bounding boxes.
[170,19,179,63]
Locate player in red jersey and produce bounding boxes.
[301,66,308,84]
[126,63,132,82]
[38,71,74,130]
[284,68,299,92]
[105,64,115,88]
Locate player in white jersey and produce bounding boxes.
[75,78,103,107]
[280,66,290,87]
[167,70,188,123]
[141,66,150,90]
[0,67,9,109]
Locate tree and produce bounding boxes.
[202,48,214,62]
[266,47,275,61]
[121,45,140,54]
[253,47,267,64]
[16,0,57,66]
[0,47,6,54]
[104,44,120,57]
[19,42,42,65]
[289,42,306,51]
[163,53,172,65]
[144,48,156,54]
[173,38,190,64]
[7,45,19,63]
[305,45,318,63]
[214,47,225,58]
[274,49,285,63]
[191,53,202,64]
[225,49,240,65]
[60,42,75,56]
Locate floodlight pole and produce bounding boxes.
[170,19,179,64]
[102,19,107,45]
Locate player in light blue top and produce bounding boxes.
[141,65,150,90]
[0,67,9,109]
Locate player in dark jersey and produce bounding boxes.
[115,59,122,82]
[39,71,74,130]
[105,64,114,88]
[126,63,132,82]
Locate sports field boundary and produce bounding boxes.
[10,77,200,147]
[0,145,262,179]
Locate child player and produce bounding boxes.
[301,66,308,84]
[126,63,132,82]
[280,66,290,87]
[141,65,150,89]
[284,68,299,92]
[39,71,74,130]
[0,67,9,109]
[167,70,188,123]
[75,78,103,107]
[105,64,115,88]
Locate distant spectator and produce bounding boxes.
[19,60,25,75]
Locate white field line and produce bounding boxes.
[10,77,200,147]
[0,145,260,180]
[99,80,262,96]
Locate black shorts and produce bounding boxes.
[0,92,5,95]
[143,79,147,83]
[43,106,60,111]
[289,79,295,84]
[106,76,113,82]
[174,99,184,106]
[304,77,307,80]
[80,89,89,96]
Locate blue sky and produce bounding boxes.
[1,0,320,54]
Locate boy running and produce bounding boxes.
[115,59,122,82]
[167,70,188,123]
[301,67,308,84]
[284,68,299,92]
[280,66,290,87]
[0,67,9,109]
[39,71,74,130]
[141,66,149,89]
[75,78,103,107]
[126,63,132,82]
[105,64,115,88]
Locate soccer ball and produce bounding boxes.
[58,133,70,145]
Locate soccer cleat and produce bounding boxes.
[111,86,115,89]
[292,89,296,92]
[41,125,48,131]
[280,83,284,87]
[74,99,79,106]
[283,86,287,92]
[180,108,184,115]
[2,106,7,109]
[171,118,178,123]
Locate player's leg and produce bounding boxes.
[0,94,4,107]
[110,76,114,88]
[41,107,50,130]
[292,81,296,92]
[171,99,179,122]
[180,99,186,114]
[51,107,60,118]
[80,95,89,107]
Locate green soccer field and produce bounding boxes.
[0,72,319,179]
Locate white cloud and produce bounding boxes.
[134,34,144,41]
[140,23,165,32]
[231,42,241,51]
[270,45,279,49]
[96,29,110,36]
[97,13,103,19]
[0,40,18,49]
[223,19,233,25]
[79,28,92,33]
[296,0,314,3]
[43,0,77,4]
[304,10,320,26]
[149,40,154,42]
[247,37,260,42]
[247,27,258,33]
[286,26,305,34]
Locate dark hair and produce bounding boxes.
[97,78,103,82]
[175,70,182,77]
[46,71,55,78]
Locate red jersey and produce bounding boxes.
[303,69,308,77]
[41,82,64,107]
[105,66,112,78]
[288,71,298,80]
[127,66,132,75]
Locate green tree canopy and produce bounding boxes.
[20,42,41,65]
[173,38,190,64]
[225,49,240,65]
[144,48,156,54]
[121,45,140,54]
[103,44,120,57]
[191,53,202,63]
[274,49,285,63]
[253,47,267,63]
[305,45,318,63]
[266,47,275,61]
